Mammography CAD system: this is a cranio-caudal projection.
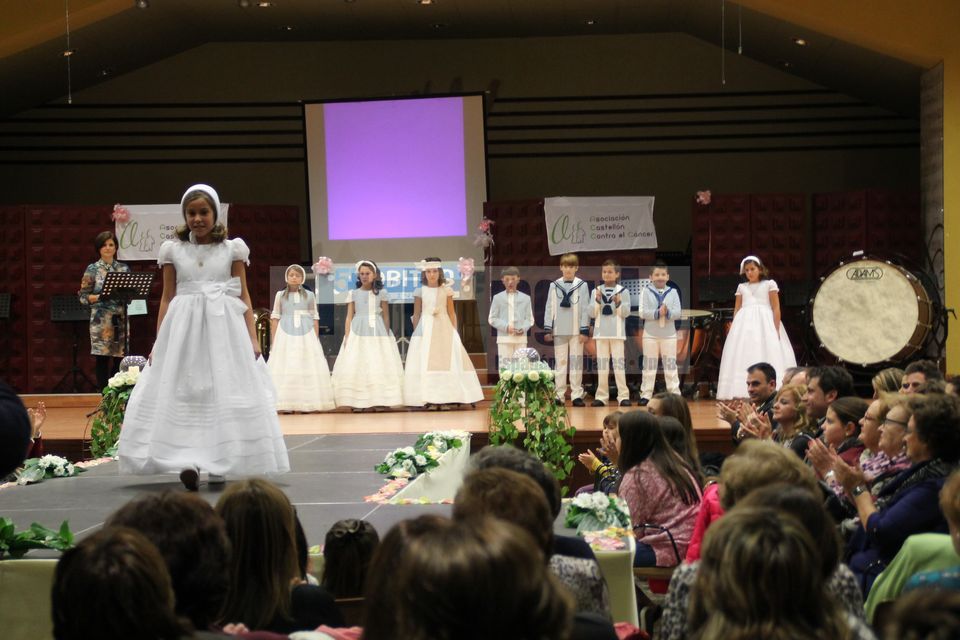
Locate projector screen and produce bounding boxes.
[304,94,487,264]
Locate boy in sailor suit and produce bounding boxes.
[488,266,534,367]
[544,253,590,406]
[639,261,682,404]
[589,260,632,407]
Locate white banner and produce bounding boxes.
[116,203,229,261]
[543,196,657,255]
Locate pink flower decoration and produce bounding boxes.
[478,217,494,233]
[312,256,333,275]
[458,257,475,281]
[112,204,131,223]
[695,190,712,206]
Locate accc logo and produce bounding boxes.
[846,266,883,281]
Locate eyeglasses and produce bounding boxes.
[882,417,909,428]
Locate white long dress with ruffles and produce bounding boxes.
[118,237,290,476]
[267,289,336,412]
[716,279,798,399]
[403,285,483,406]
[331,288,405,408]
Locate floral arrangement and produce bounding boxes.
[16,455,85,485]
[473,217,495,262]
[564,492,631,535]
[112,204,131,223]
[695,190,712,206]
[312,256,333,276]
[364,477,409,503]
[90,367,141,458]
[0,518,74,559]
[374,431,466,479]
[583,526,633,551]
[490,356,576,487]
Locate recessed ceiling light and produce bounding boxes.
[258,1,273,7]
[776,59,793,68]
[432,22,447,29]
[61,49,76,58]
[134,0,149,8]
[585,19,597,26]
[98,68,114,78]
[279,25,294,31]
[238,0,251,7]
[417,0,434,5]
[792,37,808,47]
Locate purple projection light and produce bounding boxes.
[324,97,467,240]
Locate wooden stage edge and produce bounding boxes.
[20,393,733,463]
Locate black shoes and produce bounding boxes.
[179,467,199,492]
[620,399,632,407]
[572,398,586,407]
[639,398,650,407]
[591,399,606,407]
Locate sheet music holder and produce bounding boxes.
[100,271,154,303]
[50,294,97,392]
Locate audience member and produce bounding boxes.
[658,416,702,484]
[51,527,192,640]
[874,368,906,398]
[362,515,574,640]
[782,366,808,387]
[0,380,31,477]
[838,393,960,594]
[771,383,815,458]
[453,467,611,619]
[649,392,702,479]
[216,478,343,633]
[822,397,870,467]
[688,507,874,640]
[616,410,701,566]
[321,519,379,599]
[902,360,944,394]
[105,492,231,632]
[576,410,623,494]
[804,365,856,425]
[717,362,777,445]
[880,588,960,640]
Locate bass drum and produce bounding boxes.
[810,256,932,367]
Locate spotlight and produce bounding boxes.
[792,37,808,47]
[135,0,149,9]
[61,49,76,57]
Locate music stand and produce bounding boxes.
[51,294,98,393]
[0,293,10,319]
[100,271,155,356]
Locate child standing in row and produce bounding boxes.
[544,253,590,406]
[403,258,483,408]
[717,255,796,399]
[487,266,534,368]
[589,260,632,407]
[267,264,336,412]
[640,261,681,405]
[332,260,404,410]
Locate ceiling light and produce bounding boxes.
[792,37,807,47]
[258,1,273,7]
[585,19,597,26]
[432,22,447,29]
[417,0,434,5]
[776,59,793,68]
[61,49,76,57]
[135,0,149,8]
[238,0,251,7]
[279,25,294,31]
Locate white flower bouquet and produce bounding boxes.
[374,431,467,479]
[564,491,631,535]
[17,455,85,485]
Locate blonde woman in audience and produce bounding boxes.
[873,367,906,398]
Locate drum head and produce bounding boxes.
[812,259,923,365]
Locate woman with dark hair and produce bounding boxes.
[216,478,343,633]
[617,410,701,567]
[322,519,380,599]
[52,527,191,640]
[838,393,960,594]
[78,229,131,390]
[363,515,573,640]
[649,392,702,480]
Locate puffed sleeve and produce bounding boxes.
[767,279,780,293]
[157,240,177,266]
[345,289,355,304]
[413,286,422,298]
[270,291,283,320]
[734,282,745,296]
[307,290,320,320]
[228,237,251,265]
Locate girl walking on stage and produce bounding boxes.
[118,184,289,490]
[717,255,797,399]
[332,260,404,410]
[403,258,483,409]
[267,264,336,412]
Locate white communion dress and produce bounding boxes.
[267,288,336,412]
[717,279,797,399]
[403,285,483,406]
[118,236,290,476]
[332,288,405,408]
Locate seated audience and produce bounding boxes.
[616,410,701,567]
[782,365,808,387]
[873,368,906,398]
[52,527,192,640]
[737,383,815,459]
[659,416,701,484]
[321,519,379,599]
[837,393,960,594]
[576,410,623,494]
[823,397,869,467]
[216,478,344,633]
[865,469,960,622]
[902,359,944,394]
[649,393,702,480]
[362,515,574,640]
[105,492,231,633]
[0,380,31,477]
[688,507,874,640]
[717,362,777,446]
[661,440,864,640]
[804,366,856,427]
[880,588,960,640]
